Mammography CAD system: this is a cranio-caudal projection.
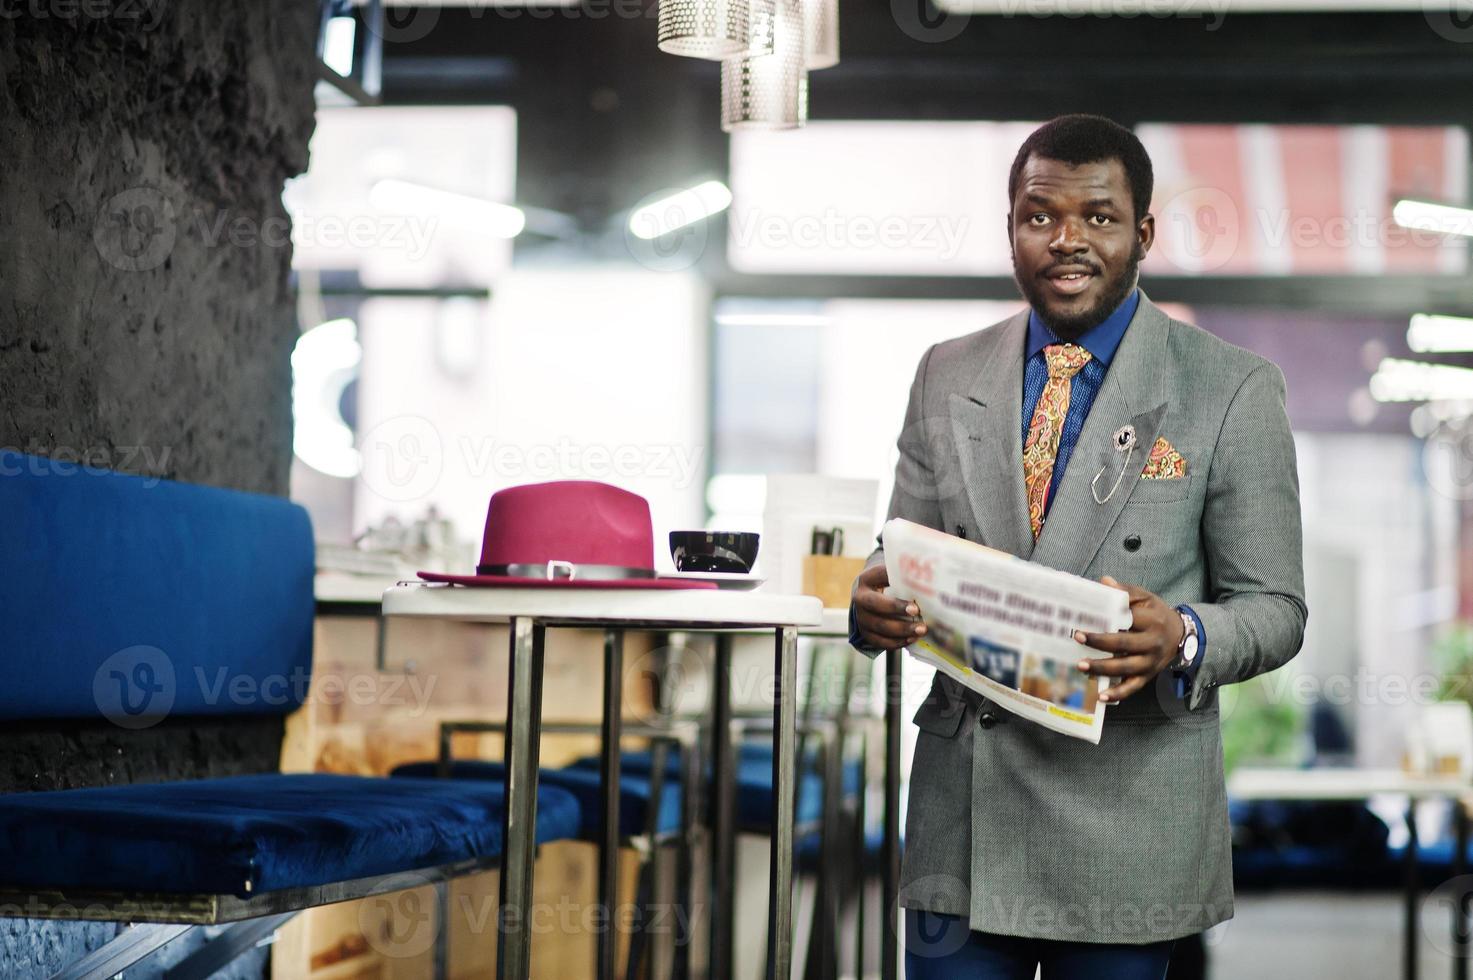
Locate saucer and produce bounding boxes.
[658,571,765,591]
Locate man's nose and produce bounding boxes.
[1049,218,1089,255]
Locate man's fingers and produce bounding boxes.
[1074,629,1153,656]
[856,587,916,619]
[859,614,926,642]
[1099,675,1149,704]
[1077,653,1155,678]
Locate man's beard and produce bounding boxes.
[1014,240,1144,340]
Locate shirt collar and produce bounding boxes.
[1026,288,1141,366]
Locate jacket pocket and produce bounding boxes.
[911,676,972,738]
[1127,473,1193,504]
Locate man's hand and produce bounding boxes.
[1074,575,1184,704]
[852,563,927,651]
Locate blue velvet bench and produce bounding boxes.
[0,452,583,979]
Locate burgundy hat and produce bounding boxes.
[419,480,715,589]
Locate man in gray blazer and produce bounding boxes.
[850,114,1307,978]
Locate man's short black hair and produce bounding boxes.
[1008,115,1154,225]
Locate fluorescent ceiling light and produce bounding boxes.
[1408,313,1473,353]
[628,180,733,240]
[1392,199,1473,239]
[292,318,362,479]
[322,16,357,77]
[370,178,525,239]
[1369,357,1473,403]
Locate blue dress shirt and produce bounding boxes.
[1021,289,1140,523]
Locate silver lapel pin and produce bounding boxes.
[1091,424,1137,505]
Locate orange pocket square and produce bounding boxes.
[1140,437,1187,480]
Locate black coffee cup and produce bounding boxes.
[669,531,760,574]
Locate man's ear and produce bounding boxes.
[1005,212,1014,247]
[1137,213,1155,255]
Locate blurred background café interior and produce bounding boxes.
[8,0,1473,976]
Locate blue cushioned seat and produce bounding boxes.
[0,773,583,899]
[797,825,900,869]
[0,452,315,721]
[392,761,683,839]
[739,743,864,800]
[569,743,848,832]
[1228,796,1398,890]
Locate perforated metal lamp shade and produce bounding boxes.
[720,0,807,132]
[658,0,749,60]
[803,0,838,70]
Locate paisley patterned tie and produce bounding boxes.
[1023,343,1093,538]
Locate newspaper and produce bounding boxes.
[882,519,1133,743]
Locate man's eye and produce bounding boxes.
[1029,214,1050,225]
[1090,215,1113,225]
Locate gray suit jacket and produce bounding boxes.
[859,293,1307,943]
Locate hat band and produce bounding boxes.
[475,560,657,582]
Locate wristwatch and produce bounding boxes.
[1171,610,1200,672]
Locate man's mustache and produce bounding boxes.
[1038,260,1102,278]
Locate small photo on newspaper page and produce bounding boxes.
[882,518,1133,744]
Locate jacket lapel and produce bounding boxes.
[947,310,1035,561]
[1028,293,1170,576]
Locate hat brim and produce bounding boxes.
[417,571,718,590]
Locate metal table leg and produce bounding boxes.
[1457,798,1469,980]
[711,633,736,980]
[599,629,625,980]
[882,647,901,980]
[769,626,798,980]
[677,718,703,980]
[51,923,193,980]
[808,724,840,980]
[162,912,298,980]
[497,616,546,980]
[855,732,869,980]
[1406,800,1419,980]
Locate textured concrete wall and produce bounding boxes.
[0,1,316,975]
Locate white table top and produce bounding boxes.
[382,581,825,630]
[316,573,402,604]
[727,607,852,637]
[1229,766,1470,801]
